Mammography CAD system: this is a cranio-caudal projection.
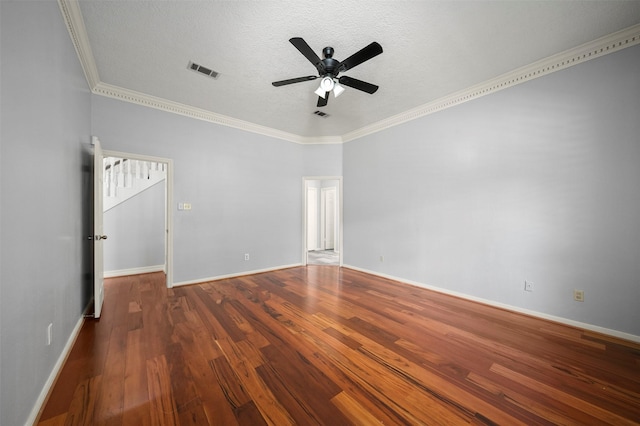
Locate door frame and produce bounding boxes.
[302,176,343,266]
[102,149,174,288]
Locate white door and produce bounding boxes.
[322,187,336,250]
[93,137,106,318]
[307,187,318,250]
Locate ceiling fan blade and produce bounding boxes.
[317,93,329,107]
[338,76,379,94]
[337,42,383,73]
[290,37,326,73]
[272,76,318,87]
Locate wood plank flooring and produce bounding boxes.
[37,266,640,425]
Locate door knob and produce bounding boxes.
[96,235,108,240]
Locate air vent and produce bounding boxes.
[188,61,219,79]
[313,110,330,118]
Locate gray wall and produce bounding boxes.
[344,44,640,336]
[91,95,343,283]
[1,2,639,425]
[104,181,166,272]
[0,1,92,425]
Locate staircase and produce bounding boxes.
[103,156,166,212]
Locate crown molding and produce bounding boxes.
[96,81,344,145]
[299,135,344,145]
[93,82,314,144]
[58,0,100,89]
[58,0,342,145]
[59,0,639,145]
[343,23,640,143]
[93,85,344,145]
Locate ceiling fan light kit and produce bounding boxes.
[319,76,335,92]
[272,37,383,107]
[314,86,327,99]
[333,82,345,98]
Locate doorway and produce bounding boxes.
[303,177,342,266]
[101,149,173,287]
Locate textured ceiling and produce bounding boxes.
[74,0,640,141]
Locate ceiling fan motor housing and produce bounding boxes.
[320,47,340,76]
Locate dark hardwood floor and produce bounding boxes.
[37,266,640,425]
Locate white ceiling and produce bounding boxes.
[71,1,640,142]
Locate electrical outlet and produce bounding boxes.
[244,253,250,261]
[47,323,53,346]
[574,289,585,302]
[183,203,192,210]
[524,281,533,292]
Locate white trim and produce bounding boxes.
[26,315,86,426]
[92,83,324,145]
[57,0,100,89]
[102,150,174,288]
[102,149,173,166]
[172,264,303,287]
[342,264,640,344]
[103,175,166,213]
[165,158,174,288]
[59,0,640,145]
[342,23,640,143]
[104,264,165,278]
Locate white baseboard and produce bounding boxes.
[104,264,165,278]
[342,264,640,344]
[26,314,86,426]
[172,263,303,287]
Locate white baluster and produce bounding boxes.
[125,159,132,188]
[122,159,127,188]
[117,158,125,188]
[103,158,110,197]
[105,157,114,197]
[112,157,119,196]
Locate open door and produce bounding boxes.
[307,186,318,251]
[321,187,336,250]
[92,136,106,318]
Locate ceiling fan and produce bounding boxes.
[272,37,383,107]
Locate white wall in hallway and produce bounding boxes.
[104,181,165,273]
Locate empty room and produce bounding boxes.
[1,1,640,425]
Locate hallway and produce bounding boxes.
[307,249,339,265]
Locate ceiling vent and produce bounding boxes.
[188,61,219,79]
[313,110,330,118]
